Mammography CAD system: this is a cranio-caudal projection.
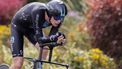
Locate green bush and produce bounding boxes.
[70,48,117,69]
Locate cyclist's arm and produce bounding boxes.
[31,8,59,43]
[49,23,62,36]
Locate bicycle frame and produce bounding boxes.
[25,43,69,69]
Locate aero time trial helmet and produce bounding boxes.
[46,0,67,19]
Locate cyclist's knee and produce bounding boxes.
[11,57,23,69]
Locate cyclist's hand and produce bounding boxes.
[57,35,66,45]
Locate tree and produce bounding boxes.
[86,0,122,68]
[0,0,26,25]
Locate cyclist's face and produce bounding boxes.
[50,16,63,27]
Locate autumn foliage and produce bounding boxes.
[86,0,122,61]
[0,0,26,25]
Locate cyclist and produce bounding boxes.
[10,0,67,69]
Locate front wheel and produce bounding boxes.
[0,64,9,69]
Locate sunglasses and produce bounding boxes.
[53,16,63,20]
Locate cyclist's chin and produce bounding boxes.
[52,24,58,27]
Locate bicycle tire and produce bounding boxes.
[0,64,9,69]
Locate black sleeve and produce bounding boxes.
[40,24,61,43]
[31,8,44,43]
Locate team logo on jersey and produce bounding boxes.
[10,36,15,43]
[10,36,15,52]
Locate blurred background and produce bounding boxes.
[0,0,122,69]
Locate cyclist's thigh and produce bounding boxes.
[10,24,24,57]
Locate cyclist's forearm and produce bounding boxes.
[37,36,57,44]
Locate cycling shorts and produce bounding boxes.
[10,20,43,57]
